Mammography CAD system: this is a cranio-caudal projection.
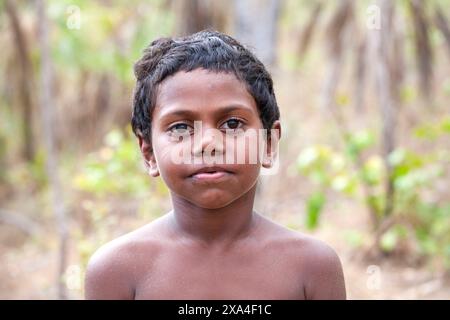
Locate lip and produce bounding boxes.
[189,166,233,182]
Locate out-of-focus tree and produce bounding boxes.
[5,0,36,162]
[36,0,68,299]
[233,0,281,66]
[173,0,229,36]
[295,0,450,264]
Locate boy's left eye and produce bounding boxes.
[221,118,244,131]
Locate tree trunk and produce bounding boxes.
[297,2,323,58]
[233,0,281,67]
[409,0,433,101]
[5,0,35,162]
[370,0,398,250]
[320,0,353,111]
[36,0,69,300]
[435,7,450,60]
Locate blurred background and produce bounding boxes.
[0,0,449,299]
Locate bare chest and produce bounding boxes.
[133,247,305,300]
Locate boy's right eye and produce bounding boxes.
[168,123,193,136]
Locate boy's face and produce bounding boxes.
[139,68,280,209]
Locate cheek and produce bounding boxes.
[152,137,189,185]
[225,131,266,165]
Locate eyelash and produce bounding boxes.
[220,117,245,131]
[168,123,190,131]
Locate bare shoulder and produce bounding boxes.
[295,234,346,299]
[84,215,167,300]
[258,216,346,300]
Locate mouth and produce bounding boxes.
[189,166,233,182]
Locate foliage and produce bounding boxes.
[297,117,450,267]
[49,0,175,83]
[73,126,153,196]
[72,126,169,268]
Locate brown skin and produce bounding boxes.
[85,69,346,300]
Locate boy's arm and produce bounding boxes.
[302,239,346,300]
[84,242,135,300]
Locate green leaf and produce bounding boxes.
[380,229,398,252]
[305,191,326,230]
[343,230,364,248]
[297,146,319,170]
[362,155,384,185]
[440,117,450,134]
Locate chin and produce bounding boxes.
[190,190,237,209]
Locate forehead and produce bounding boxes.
[154,68,258,116]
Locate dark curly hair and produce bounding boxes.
[131,29,280,143]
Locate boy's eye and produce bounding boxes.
[221,118,244,131]
[169,123,193,135]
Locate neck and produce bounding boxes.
[167,184,259,246]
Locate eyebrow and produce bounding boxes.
[158,105,255,120]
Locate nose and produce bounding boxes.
[192,121,224,158]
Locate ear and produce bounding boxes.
[262,120,281,169]
[138,135,159,177]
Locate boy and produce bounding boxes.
[84,30,346,300]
